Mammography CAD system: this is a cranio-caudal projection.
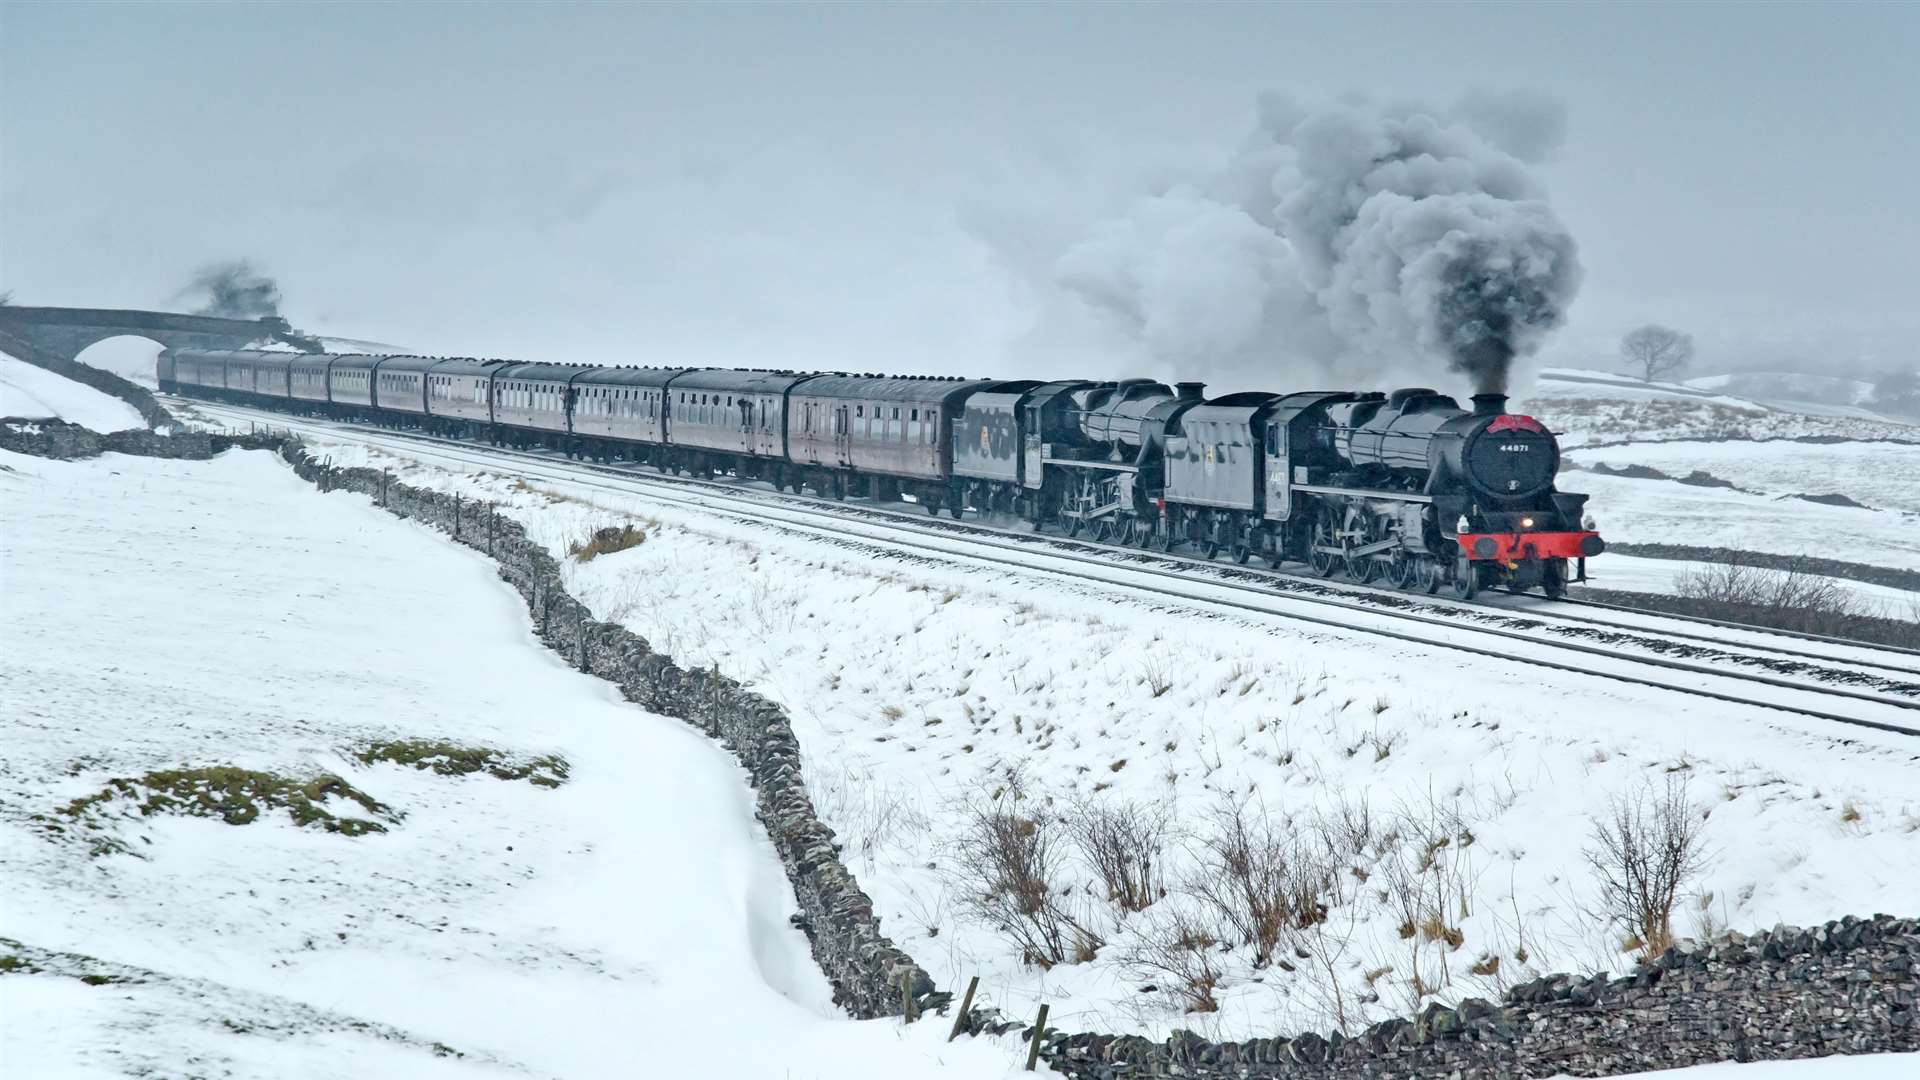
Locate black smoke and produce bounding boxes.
[179,260,282,320]
[1028,91,1582,393]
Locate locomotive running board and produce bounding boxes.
[1043,458,1139,474]
[1293,484,1434,504]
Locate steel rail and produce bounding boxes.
[181,397,1920,738]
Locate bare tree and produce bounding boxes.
[1585,776,1711,961]
[1620,324,1695,383]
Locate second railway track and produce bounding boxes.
[184,398,1920,739]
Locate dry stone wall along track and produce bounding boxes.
[274,444,945,1020]
[10,425,1917,1074]
[976,917,1920,1079]
[267,445,1920,1077]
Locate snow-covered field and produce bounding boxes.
[1565,470,1920,577]
[1570,440,1920,516]
[1518,369,1919,447]
[0,447,1022,1078]
[0,354,144,431]
[1507,369,1920,596]
[1578,552,1918,615]
[267,431,1920,1046]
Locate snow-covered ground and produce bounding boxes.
[1505,369,1920,594]
[0,354,144,431]
[262,431,1920,1046]
[0,447,1024,1078]
[1577,552,1918,616]
[1569,440,1920,516]
[1565,470,1920,577]
[1518,368,1918,447]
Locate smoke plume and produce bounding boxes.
[1032,91,1582,393]
[178,260,283,320]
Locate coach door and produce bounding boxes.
[834,404,852,465]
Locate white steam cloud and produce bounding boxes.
[1027,91,1582,393]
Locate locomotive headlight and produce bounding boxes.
[1520,516,1535,529]
[1456,515,1471,534]
[1582,514,1596,531]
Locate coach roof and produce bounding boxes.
[571,365,692,389]
[667,368,817,395]
[492,362,598,384]
[792,374,994,405]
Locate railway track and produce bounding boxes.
[182,398,1920,739]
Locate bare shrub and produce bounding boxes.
[1188,800,1333,967]
[1674,555,1861,636]
[1585,775,1711,962]
[952,789,1103,968]
[1124,911,1223,1013]
[1140,655,1174,699]
[1070,798,1171,914]
[1372,795,1481,1009]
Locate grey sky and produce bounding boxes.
[3,2,1915,389]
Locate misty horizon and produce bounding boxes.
[3,3,1916,393]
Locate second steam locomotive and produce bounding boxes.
[161,350,1603,598]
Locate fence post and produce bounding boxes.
[380,467,389,507]
[1025,1004,1049,1071]
[576,610,587,671]
[947,976,979,1042]
[487,505,495,556]
[901,976,918,1022]
[454,494,462,540]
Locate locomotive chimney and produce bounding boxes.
[1470,392,1508,417]
[1176,381,1206,401]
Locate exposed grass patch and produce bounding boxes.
[568,523,647,562]
[355,740,569,789]
[0,954,42,975]
[57,767,395,837]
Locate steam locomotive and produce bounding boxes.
[160,349,1602,598]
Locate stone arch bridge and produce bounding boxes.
[0,306,321,429]
[0,306,318,365]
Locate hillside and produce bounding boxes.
[0,352,144,432]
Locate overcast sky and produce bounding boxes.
[3,2,1915,390]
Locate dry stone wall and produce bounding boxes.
[271,444,944,1020]
[12,425,1917,1074]
[1,417,228,460]
[963,917,1918,1078]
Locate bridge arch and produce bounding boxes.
[73,334,168,389]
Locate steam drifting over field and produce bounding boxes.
[1037,91,1582,392]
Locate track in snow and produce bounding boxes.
[181,398,1920,739]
